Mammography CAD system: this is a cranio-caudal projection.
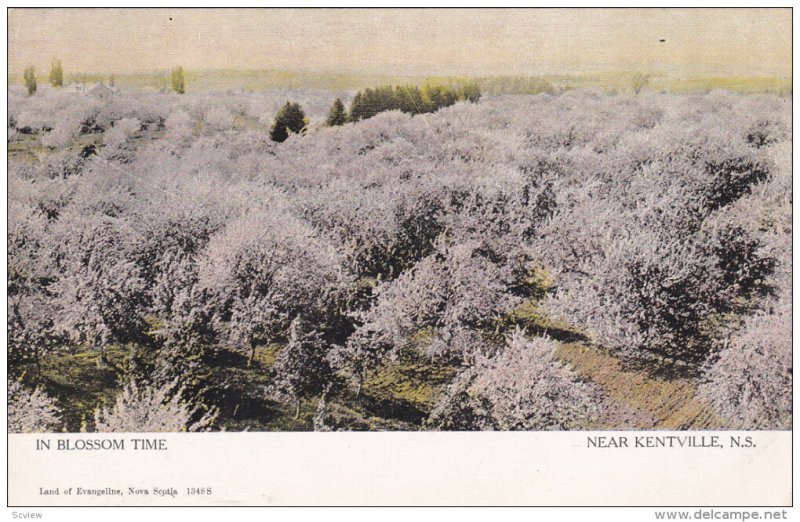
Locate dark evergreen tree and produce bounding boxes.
[422,84,457,112]
[395,85,425,114]
[270,102,306,142]
[348,83,461,123]
[325,98,347,127]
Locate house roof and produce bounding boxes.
[61,83,119,95]
[88,83,112,92]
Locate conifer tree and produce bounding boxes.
[325,98,347,127]
[269,102,306,142]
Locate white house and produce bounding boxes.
[61,82,119,98]
[87,83,118,99]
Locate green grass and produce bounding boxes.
[554,342,723,429]
[19,345,131,432]
[363,349,459,414]
[209,341,458,431]
[7,126,159,164]
[8,134,52,163]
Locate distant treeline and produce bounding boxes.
[23,69,787,96]
[57,70,552,94]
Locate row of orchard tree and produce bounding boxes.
[7,88,791,432]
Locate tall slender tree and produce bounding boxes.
[170,66,185,94]
[325,98,347,127]
[23,66,36,96]
[48,59,63,88]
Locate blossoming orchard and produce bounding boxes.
[7,83,791,432]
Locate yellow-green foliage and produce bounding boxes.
[254,343,284,368]
[506,300,555,329]
[496,265,573,334]
[7,134,45,162]
[413,326,437,345]
[142,315,165,336]
[364,350,458,411]
[170,66,186,94]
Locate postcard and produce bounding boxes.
[6,7,792,509]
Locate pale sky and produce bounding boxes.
[8,8,792,77]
